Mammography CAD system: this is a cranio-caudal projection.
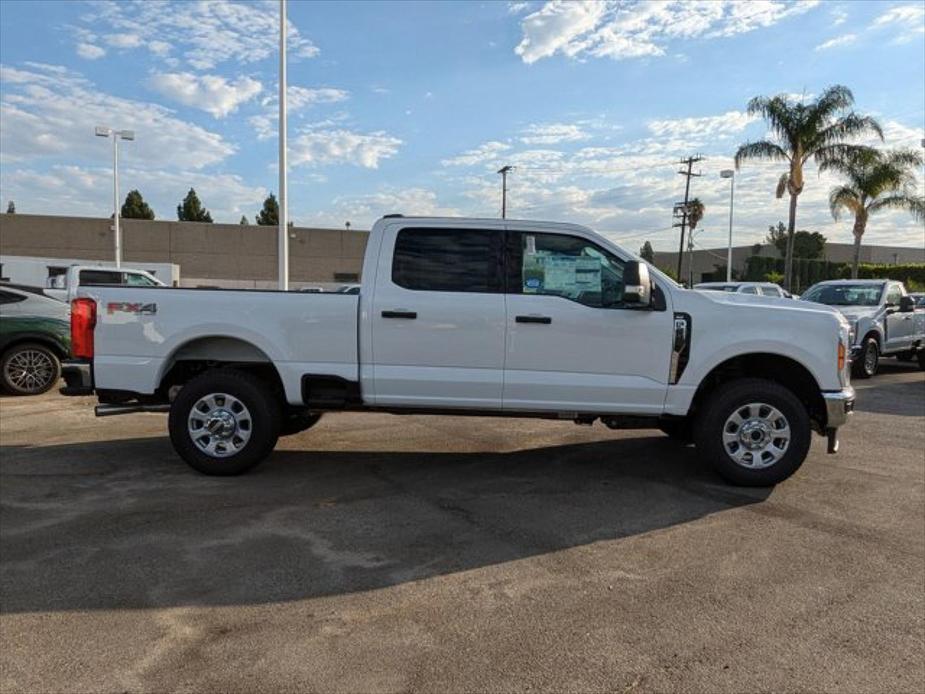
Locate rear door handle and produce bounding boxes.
[515,315,552,324]
[382,310,417,319]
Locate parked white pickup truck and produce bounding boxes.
[800,279,925,378]
[61,216,855,486]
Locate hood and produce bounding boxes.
[689,289,845,320]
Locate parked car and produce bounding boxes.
[61,215,855,487]
[694,281,791,298]
[0,284,71,395]
[800,279,925,377]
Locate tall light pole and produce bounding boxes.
[720,169,735,282]
[278,0,289,290]
[497,165,514,218]
[95,126,134,268]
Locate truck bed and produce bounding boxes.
[84,286,359,404]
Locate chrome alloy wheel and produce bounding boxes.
[721,402,791,469]
[4,348,56,393]
[187,392,252,458]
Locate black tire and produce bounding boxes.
[280,411,323,437]
[694,378,812,487]
[0,343,62,395]
[168,369,281,476]
[851,337,879,379]
[657,418,693,443]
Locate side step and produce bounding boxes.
[95,403,170,417]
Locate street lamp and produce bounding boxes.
[720,169,735,282]
[95,126,134,268]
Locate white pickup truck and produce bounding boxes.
[61,216,855,486]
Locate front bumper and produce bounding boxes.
[822,386,856,429]
[60,360,94,396]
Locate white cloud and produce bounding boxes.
[647,111,755,139]
[303,187,459,227]
[249,86,351,140]
[290,129,402,169]
[147,72,263,118]
[508,2,532,15]
[520,123,591,145]
[515,0,820,63]
[76,43,106,60]
[831,7,848,25]
[872,4,925,43]
[814,33,857,51]
[82,0,319,69]
[441,141,512,167]
[0,63,234,170]
[0,165,266,222]
[148,40,172,57]
[104,33,143,48]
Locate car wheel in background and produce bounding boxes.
[168,369,281,476]
[852,337,879,379]
[0,343,61,395]
[694,377,811,487]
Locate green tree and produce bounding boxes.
[176,188,213,223]
[766,222,826,260]
[686,198,704,235]
[256,193,278,226]
[121,189,155,220]
[639,240,655,263]
[239,215,249,225]
[735,85,882,290]
[827,148,925,278]
[5,201,14,214]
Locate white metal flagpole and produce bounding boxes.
[113,134,121,268]
[278,0,289,290]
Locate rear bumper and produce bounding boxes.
[60,360,94,396]
[822,386,855,429]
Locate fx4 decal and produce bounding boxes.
[106,302,157,316]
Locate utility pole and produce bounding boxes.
[497,165,514,219]
[673,155,702,282]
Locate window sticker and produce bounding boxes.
[522,255,602,297]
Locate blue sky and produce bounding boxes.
[1,0,924,251]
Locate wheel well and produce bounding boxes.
[156,337,284,401]
[1,336,67,361]
[690,353,826,432]
[861,330,881,347]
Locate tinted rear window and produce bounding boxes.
[392,228,502,293]
[80,270,122,285]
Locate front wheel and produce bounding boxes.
[168,369,281,476]
[852,337,879,379]
[694,378,811,487]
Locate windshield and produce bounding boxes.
[801,283,884,306]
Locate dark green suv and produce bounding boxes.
[0,285,71,395]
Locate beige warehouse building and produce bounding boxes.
[0,213,369,288]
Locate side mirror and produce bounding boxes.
[899,295,915,313]
[622,261,653,308]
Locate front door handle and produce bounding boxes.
[382,310,417,319]
[515,315,552,324]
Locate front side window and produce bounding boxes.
[885,285,902,306]
[509,232,626,308]
[79,269,122,285]
[392,228,502,293]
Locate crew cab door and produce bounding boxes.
[884,282,914,351]
[502,230,673,414]
[368,224,506,408]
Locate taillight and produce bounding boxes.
[71,298,96,359]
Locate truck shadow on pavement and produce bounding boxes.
[0,435,771,614]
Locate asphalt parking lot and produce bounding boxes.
[1,364,923,694]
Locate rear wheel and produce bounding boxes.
[852,337,879,379]
[694,378,811,487]
[1,343,61,395]
[168,370,281,475]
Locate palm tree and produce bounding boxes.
[735,85,882,290]
[687,198,704,234]
[828,149,925,278]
